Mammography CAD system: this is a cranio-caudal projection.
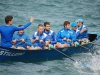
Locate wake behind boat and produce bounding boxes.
[0,33,98,61]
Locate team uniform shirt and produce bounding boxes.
[72,29,80,39]
[0,22,31,47]
[12,32,32,49]
[77,25,88,39]
[43,30,57,45]
[56,28,76,45]
[32,32,48,49]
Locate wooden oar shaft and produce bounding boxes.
[54,48,76,62]
[90,42,100,46]
[79,44,99,55]
[79,45,90,51]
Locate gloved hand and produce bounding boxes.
[74,42,79,47]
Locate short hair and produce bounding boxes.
[38,24,43,28]
[18,25,23,27]
[44,22,50,26]
[63,21,70,27]
[5,15,13,24]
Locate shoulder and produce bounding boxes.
[68,29,75,34]
[34,32,38,35]
[50,30,56,34]
[58,28,64,32]
[83,25,87,28]
[24,33,29,36]
[50,30,54,33]
[0,25,4,30]
[82,25,88,30]
[0,25,6,28]
[43,32,47,37]
[68,28,73,32]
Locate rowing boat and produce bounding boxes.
[0,33,97,61]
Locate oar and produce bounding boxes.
[54,48,76,62]
[79,45,91,51]
[13,40,31,47]
[41,41,86,66]
[76,40,98,53]
[49,46,87,66]
[90,42,100,46]
[79,44,100,55]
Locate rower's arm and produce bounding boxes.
[15,17,34,31]
[56,31,62,42]
[26,35,32,46]
[15,22,31,31]
[51,32,57,44]
[80,28,87,34]
[31,34,37,43]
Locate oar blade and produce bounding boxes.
[81,62,87,67]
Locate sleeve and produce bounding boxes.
[76,31,80,38]
[12,34,16,40]
[81,25,88,32]
[14,22,31,31]
[56,30,62,42]
[84,26,88,30]
[31,34,35,39]
[51,32,57,44]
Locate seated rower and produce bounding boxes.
[31,24,48,50]
[75,19,89,45]
[43,22,57,49]
[55,21,76,48]
[12,25,33,50]
[71,22,80,47]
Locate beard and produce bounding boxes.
[45,29,49,32]
[45,28,50,32]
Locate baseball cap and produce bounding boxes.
[75,19,84,23]
[71,22,77,27]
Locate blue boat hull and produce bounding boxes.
[0,44,94,61]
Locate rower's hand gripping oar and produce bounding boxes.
[14,39,31,46]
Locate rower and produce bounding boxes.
[71,22,80,47]
[43,22,57,49]
[31,24,48,50]
[75,19,89,45]
[55,21,76,48]
[0,15,34,48]
[12,25,33,50]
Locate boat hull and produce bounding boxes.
[0,43,94,61]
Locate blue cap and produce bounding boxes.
[71,22,77,27]
[75,19,84,23]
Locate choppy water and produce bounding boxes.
[0,0,100,75]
